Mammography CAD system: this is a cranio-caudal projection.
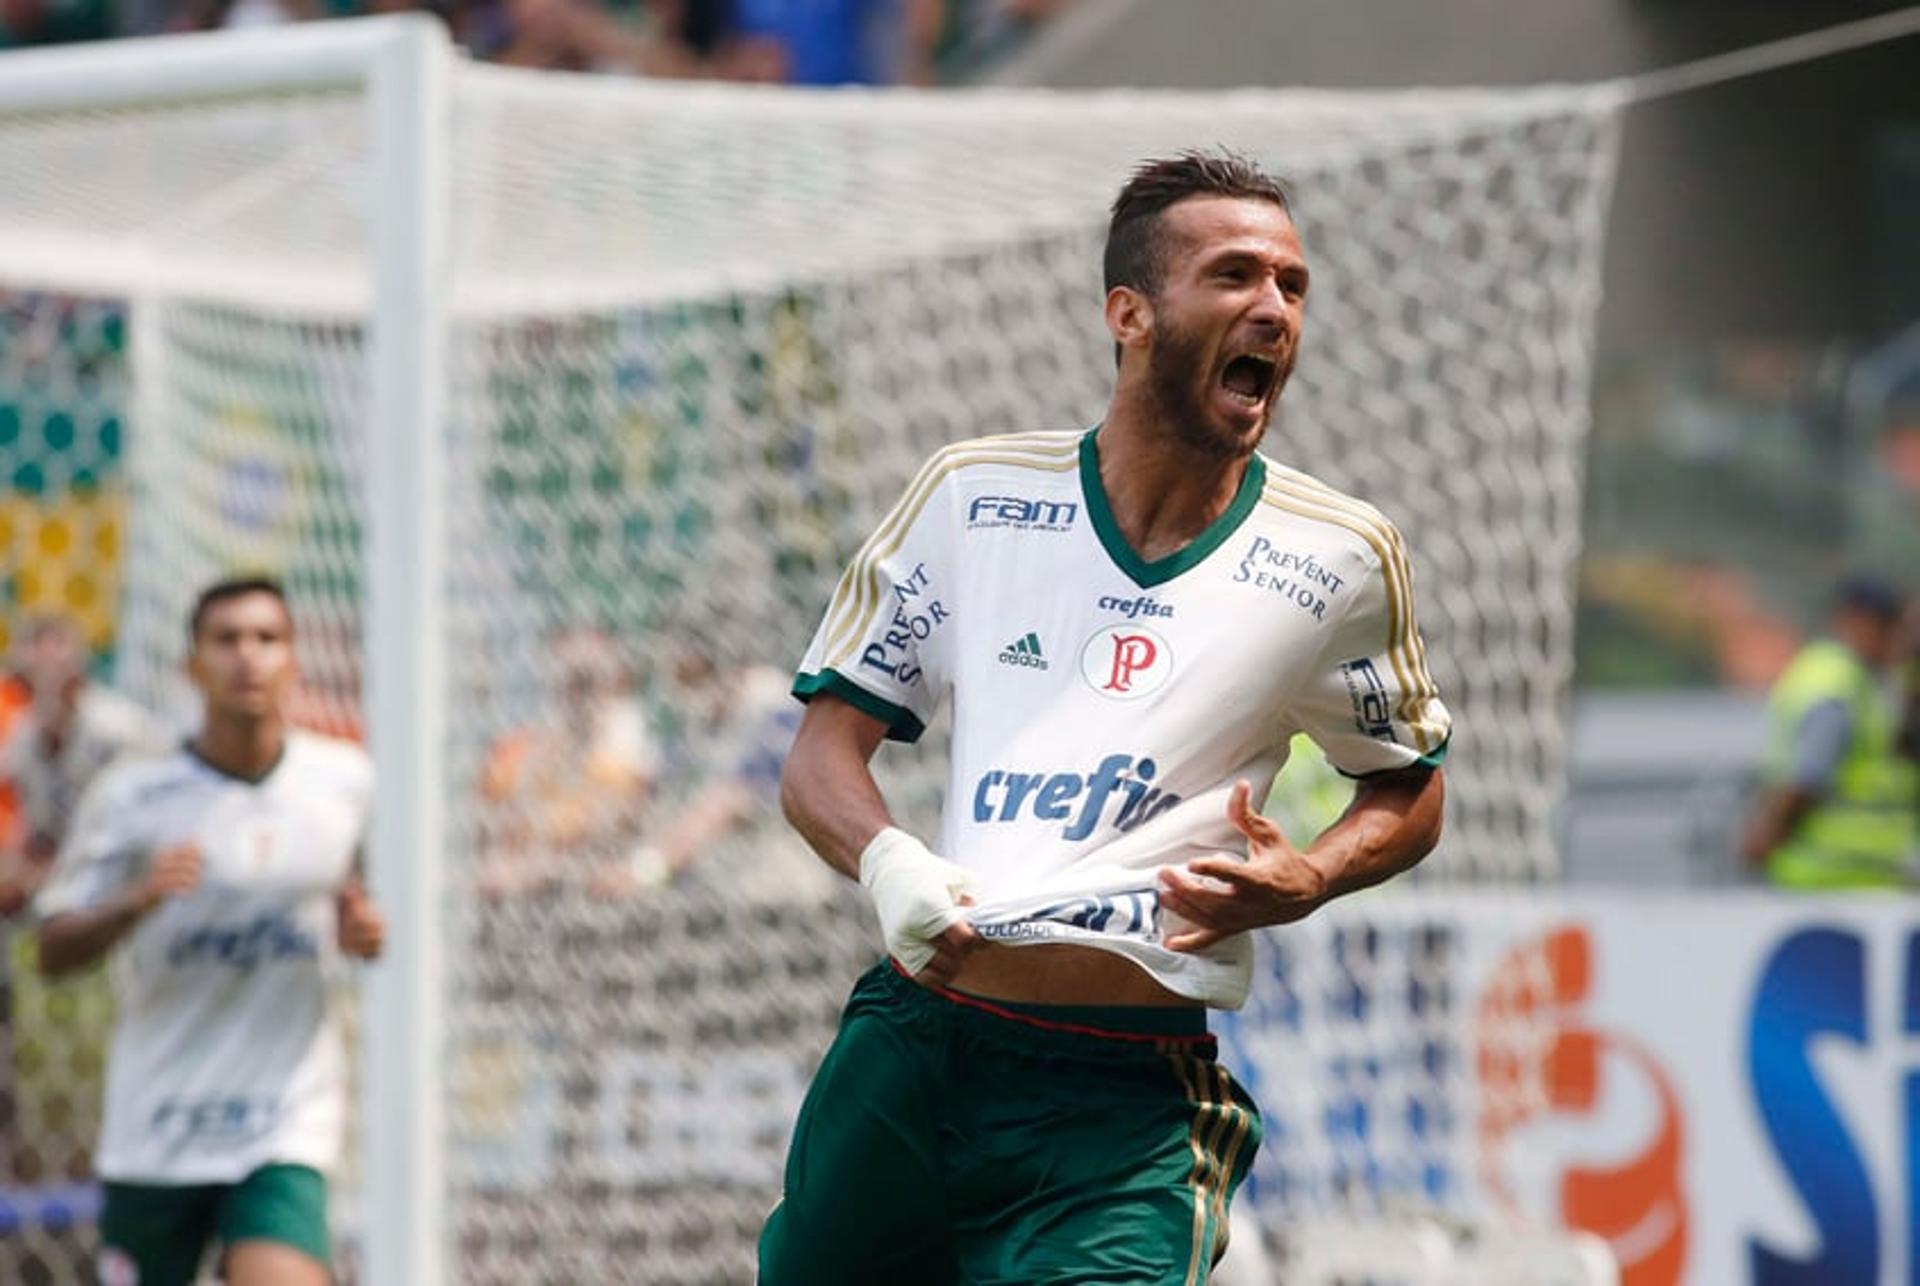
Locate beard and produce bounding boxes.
[1145,313,1291,461]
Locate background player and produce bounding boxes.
[760,150,1450,1284]
[34,576,382,1286]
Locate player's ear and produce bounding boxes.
[1104,285,1153,353]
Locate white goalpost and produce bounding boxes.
[0,18,1631,1284]
[0,19,454,1286]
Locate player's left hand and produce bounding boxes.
[337,881,386,960]
[1158,780,1331,953]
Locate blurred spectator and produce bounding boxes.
[930,0,1071,81]
[643,0,786,79]
[0,618,160,1192]
[466,0,653,72]
[8,0,1079,84]
[0,0,112,47]
[0,674,31,920]
[477,624,657,897]
[0,617,163,915]
[670,0,939,86]
[602,644,801,897]
[170,0,317,30]
[1740,577,1919,889]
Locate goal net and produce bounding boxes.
[0,21,1623,1284]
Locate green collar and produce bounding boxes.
[1078,427,1266,589]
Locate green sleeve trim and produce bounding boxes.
[1336,733,1450,780]
[792,669,928,744]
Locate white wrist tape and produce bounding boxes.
[858,827,974,975]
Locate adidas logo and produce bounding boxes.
[997,632,1049,671]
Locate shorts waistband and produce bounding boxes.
[878,959,1213,1056]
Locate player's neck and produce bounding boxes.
[192,714,288,783]
[1092,411,1254,564]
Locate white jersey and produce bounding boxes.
[795,429,1450,1008]
[35,732,372,1183]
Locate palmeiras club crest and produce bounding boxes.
[1079,623,1173,700]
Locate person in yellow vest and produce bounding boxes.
[1741,577,1919,889]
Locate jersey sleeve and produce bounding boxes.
[341,742,376,841]
[1290,528,1451,778]
[32,766,140,919]
[792,457,956,743]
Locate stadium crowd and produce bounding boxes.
[0,0,1076,85]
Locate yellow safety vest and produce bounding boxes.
[1764,641,1919,890]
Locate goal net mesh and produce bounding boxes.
[0,46,1622,1285]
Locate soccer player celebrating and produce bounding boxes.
[761,151,1451,1284]
[35,577,382,1286]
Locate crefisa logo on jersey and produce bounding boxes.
[973,753,1183,839]
[966,494,1078,533]
[1079,623,1172,700]
[167,911,319,973]
[1096,593,1175,620]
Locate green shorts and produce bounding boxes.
[99,1162,331,1285]
[760,961,1261,1286]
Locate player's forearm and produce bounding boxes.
[779,704,897,881]
[780,747,896,881]
[1738,787,1818,868]
[1303,766,1444,901]
[37,890,156,977]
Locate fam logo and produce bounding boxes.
[1079,623,1172,700]
[1339,658,1397,743]
[966,494,1078,533]
[1477,925,1687,1286]
[1096,594,1175,621]
[1233,536,1345,620]
[972,753,1182,839]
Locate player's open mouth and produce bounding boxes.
[1220,354,1277,407]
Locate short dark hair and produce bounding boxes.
[1835,575,1905,624]
[1104,149,1292,298]
[189,575,291,642]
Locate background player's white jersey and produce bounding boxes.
[35,732,372,1182]
[796,429,1450,1008]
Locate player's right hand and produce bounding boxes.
[913,916,980,989]
[139,841,203,908]
[858,827,980,983]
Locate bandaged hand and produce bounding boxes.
[858,827,976,976]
